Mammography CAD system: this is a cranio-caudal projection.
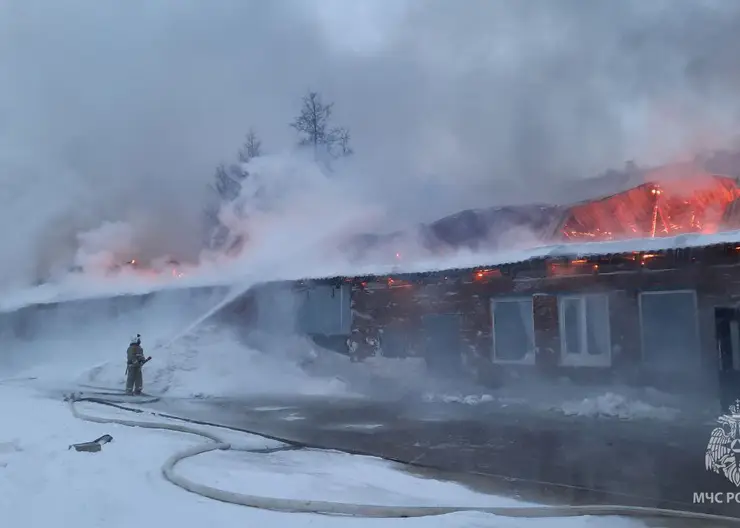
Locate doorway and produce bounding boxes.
[421,313,463,375]
[715,307,740,412]
[639,290,700,372]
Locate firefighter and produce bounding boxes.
[125,334,146,395]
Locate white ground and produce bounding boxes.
[0,279,692,528]
[0,382,654,528]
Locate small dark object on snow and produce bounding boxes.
[69,434,113,453]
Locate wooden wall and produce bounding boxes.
[347,258,740,389]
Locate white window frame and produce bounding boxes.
[491,297,536,365]
[638,289,700,367]
[558,294,612,367]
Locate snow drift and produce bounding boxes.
[81,323,349,398]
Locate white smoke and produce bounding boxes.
[73,222,135,273]
[204,153,390,277]
[5,1,740,298]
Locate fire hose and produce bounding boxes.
[67,391,740,523]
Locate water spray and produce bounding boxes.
[153,278,257,351]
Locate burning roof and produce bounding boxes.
[344,158,740,259]
[558,166,740,242]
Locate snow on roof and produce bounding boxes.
[5,228,740,312]
[517,229,740,261]
[311,228,740,280]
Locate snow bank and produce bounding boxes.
[557,392,680,421]
[419,382,690,421]
[0,382,653,528]
[81,324,349,398]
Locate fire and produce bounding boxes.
[115,258,185,280]
[561,173,740,242]
[386,277,412,288]
[473,268,501,281]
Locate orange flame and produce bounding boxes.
[561,173,740,242]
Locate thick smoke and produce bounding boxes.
[2,0,740,291]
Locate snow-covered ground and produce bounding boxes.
[557,391,680,421]
[0,261,712,528]
[0,382,652,528]
[419,384,691,421]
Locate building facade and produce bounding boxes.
[279,165,740,407]
[289,242,740,408]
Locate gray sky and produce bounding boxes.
[1,0,740,285]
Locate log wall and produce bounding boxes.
[346,249,740,390]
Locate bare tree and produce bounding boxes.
[332,126,353,157]
[290,91,352,162]
[213,163,241,201]
[205,130,263,251]
[238,128,263,164]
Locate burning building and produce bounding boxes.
[558,164,740,241]
[271,161,740,409]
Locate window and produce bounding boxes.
[297,284,352,335]
[639,290,699,371]
[558,294,611,367]
[380,323,412,358]
[491,298,535,364]
[422,314,463,373]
